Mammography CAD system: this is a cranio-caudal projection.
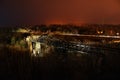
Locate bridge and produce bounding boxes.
[53,34,120,43]
[25,34,120,57]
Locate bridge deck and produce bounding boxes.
[53,34,120,41]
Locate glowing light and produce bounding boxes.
[116,32,119,35]
[113,40,120,43]
[97,30,103,34]
[16,28,29,33]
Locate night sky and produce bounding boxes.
[0,0,120,25]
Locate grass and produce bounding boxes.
[0,45,120,80]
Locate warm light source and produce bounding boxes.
[16,28,29,33]
[97,30,103,34]
[116,32,119,36]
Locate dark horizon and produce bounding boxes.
[1,23,120,27]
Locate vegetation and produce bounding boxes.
[0,44,120,80]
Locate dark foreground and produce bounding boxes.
[0,46,120,80]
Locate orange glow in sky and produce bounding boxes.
[0,0,120,25]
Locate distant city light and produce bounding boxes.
[97,30,103,34]
[116,32,119,36]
